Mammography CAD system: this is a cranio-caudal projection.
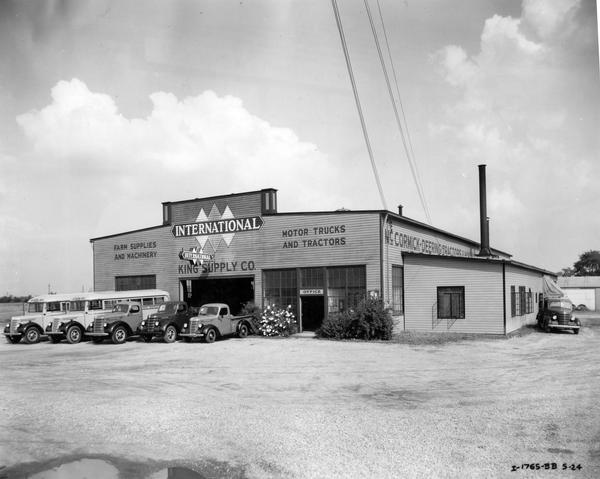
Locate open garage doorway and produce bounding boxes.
[301,296,325,331]
[181,277,254,315]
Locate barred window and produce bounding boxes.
[511,286,516,317]
[115,275,156,291]
[437,286,465,319]
[519,286,526,316]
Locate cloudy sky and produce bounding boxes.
[0,0,598,296]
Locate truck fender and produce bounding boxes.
[106,321,132,336]
[21,321,44,335]
[62,320,85,333]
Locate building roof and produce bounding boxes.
[402,252,557,277]
[557,276,600,288]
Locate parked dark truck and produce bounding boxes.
[538,297,581,334]
[86,301,143,344]
[179,303,253,343]
[137,301,198,343]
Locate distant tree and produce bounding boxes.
[558,267,575,277]
[573,250,600,276]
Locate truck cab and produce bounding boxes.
[179,303,252,343]
[538,297,581,334]
[86,301,144,344]
[137,301,198,343]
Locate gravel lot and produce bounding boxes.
[1,317,599,478]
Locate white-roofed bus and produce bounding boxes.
[3,289,170,344]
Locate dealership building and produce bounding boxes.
[91,182,555,335]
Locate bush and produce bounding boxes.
[240,301,262,334]
[316,298,393,341]
[257,304,298,337]
[315,310,353,339]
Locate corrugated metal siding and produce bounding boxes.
[504,265,544,333]
[404,257,504,334]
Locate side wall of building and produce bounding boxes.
[504,265,545,333]
[403,256,504,334]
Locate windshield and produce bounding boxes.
[28,303,44,313]
[548,300,573,311]
[112,303,130,313]
[199,306,219,316]
[157,303,177,314]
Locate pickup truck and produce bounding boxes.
[537,297,581,334]
[137,301,198,343]
[86,301,143,344]
[179,303,253,343]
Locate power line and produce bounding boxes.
[331,0,388,210]
[364,0,432,223]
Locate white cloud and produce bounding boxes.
[429,0,598,271]
[7,79,344,294]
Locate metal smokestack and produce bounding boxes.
[477,164,491,256]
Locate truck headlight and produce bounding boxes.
[155,321,160,326]
[183,323,188,328]
[141,321,145,326]
[197,323,203,330]
[552,315,557,320]
[103,323,108,327]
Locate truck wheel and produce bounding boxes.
[7,336,21,344]
[66,325,83,344]
[163,325,177,343]
[24,327,41,344]
[50,336,62,344]
[238,323,249,338]
[204,328,217,343]
[111,326,128,344]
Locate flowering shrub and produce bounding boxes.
[258,304,297,337]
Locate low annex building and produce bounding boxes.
[91,187,555,334]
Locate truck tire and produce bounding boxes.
[7,336,21,344]
[163,325,177,343]
[66,325,83,344]
[111,326,128,344]
[204,328,217,343]
[238,323,249,338]
[24,327,41,344]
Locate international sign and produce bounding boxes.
[172,216,263,238]
[179,247,213,266]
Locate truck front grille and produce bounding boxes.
[52,318,63,333]
[93,318,105,334]
[556,312,571,325]
[190,319,199,332]
[140,321,156,333]
[10,319,20,334]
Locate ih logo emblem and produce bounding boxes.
[171,204,263,254]
[179,247,213,266]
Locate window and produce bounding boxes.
[519,286,526,316]
[391,265,404,315]
[526,289,533,314]
[511,286,516,317]
[115,275,156,291]
[142,298,154,306]
[263,269,298,313]
[70,301,86,312]
[89,300,102,310]
[437,287,465,319]
[327,266,366,313]
[300,267,324,289]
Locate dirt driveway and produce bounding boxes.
[0,319,599,478]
